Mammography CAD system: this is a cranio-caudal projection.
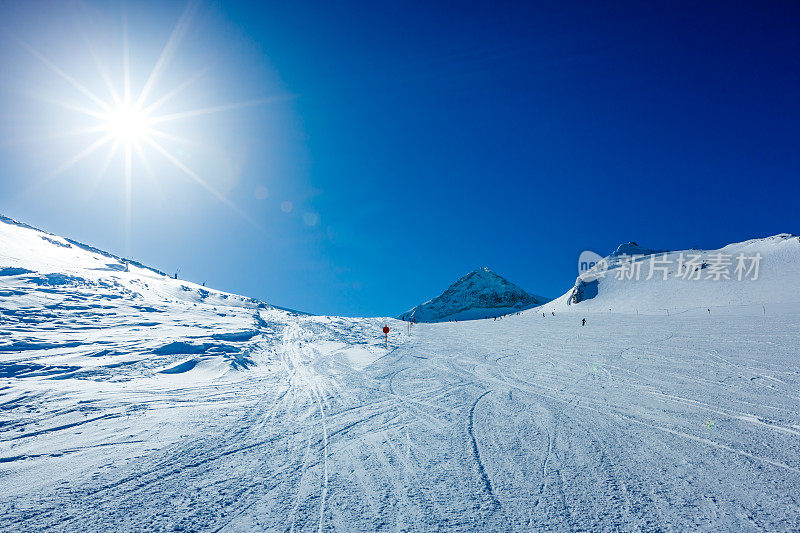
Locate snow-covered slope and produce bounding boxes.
[0,214,291,380]
[3,217,800,531]
[546,234,800,315]
[399,267,549,322]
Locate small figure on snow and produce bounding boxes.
[582,318,586,327]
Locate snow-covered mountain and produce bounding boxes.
[545,234,800,315]
[399,267,549,322]
[3,216,800,531]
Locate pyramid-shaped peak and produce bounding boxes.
[452,267,512,288]
[399,268,550,322]
[462,267,501,278]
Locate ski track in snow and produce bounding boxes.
[467,389,499,512]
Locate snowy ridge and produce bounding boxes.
[0,214,283,380]
[399,267,549,322]
[609,241,667,257]
[0,214,170,278]
[544,234,800,314]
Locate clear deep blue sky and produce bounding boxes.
[0,1,798,316]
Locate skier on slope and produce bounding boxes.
[582,318,586,326]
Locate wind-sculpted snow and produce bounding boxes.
[0,215,276,381]
[2,218,800,531]
[400,267,549,322]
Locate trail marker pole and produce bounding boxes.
[383,325,390,348]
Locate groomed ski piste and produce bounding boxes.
[1,215,799,531]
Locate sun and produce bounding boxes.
[20,4,276,254]
[104,105,150,144]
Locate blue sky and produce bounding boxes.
[0,1,798,316]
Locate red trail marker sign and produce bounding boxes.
[383,326,390,348]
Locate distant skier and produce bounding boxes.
[582,318,586,327]
[542,313,545,317]
[551,311,555,316]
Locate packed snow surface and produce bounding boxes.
[400,267,549,322]
[2,217,800,531]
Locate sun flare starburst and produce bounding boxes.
[23,4,273,254]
